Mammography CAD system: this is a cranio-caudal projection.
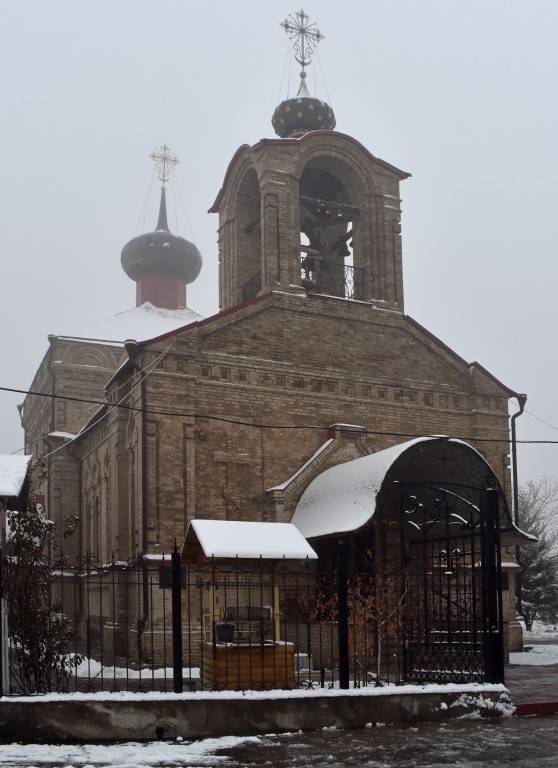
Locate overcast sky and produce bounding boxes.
[1,0,557,486]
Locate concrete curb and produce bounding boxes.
[514,701,558,716]
[0,686,514,742]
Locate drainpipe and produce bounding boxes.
[124,340,149,660]
[44,344,58,567]
[511,393,527,616]
[47,347,57,534]
[66,438,84,633]
[66,440,83,563]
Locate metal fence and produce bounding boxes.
[1,551,408,694]
[2,536,498,695]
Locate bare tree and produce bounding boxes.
[2,460,80,693]
[518,478,558,631]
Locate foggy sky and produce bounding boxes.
[1,0,557,486]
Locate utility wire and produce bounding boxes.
[315,48,333,110]
[277,39,291,103]
[1,384,554,445]
[136,166,156,235]
[16,344,175,460]
[174,172,197,246]
[524,408,558,434]
[59,344,170,436]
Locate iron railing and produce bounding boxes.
[301,257,364,300]
[242,271,262,302]
[1,543,498,695]
[241,259,365,304]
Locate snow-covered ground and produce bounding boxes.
[2,718,558,768]
[521,619,558,641]
[0,735,258,767]
[510,620,558,665]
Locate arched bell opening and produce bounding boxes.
[298,157,364,300]
[232,167,261,306]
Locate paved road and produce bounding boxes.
[1,715,557,767]
[222,715,558,767]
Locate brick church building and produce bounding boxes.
[19,13,526,673]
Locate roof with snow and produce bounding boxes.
[292,437,436,539]
[53,302,203,346]
[0,455,32,498]
[291,436,530,545]
[181,520,318,565]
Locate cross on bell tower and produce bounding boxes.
[280,9,324,96]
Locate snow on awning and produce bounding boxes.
[181,519,318,565]
[291,436,529,544]
[292,437,436,539]
[0,455,32,498]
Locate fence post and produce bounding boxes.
[0,547,4,695]
[171,543,183,693]
[337,540,350,689]
[480,489,504,684]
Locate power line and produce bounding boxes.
[1,385,555,445]
[524,408,558,434]
[38,344,174,460]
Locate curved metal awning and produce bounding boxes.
[291,436,533,546]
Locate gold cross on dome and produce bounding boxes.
[280,9,324,73]
[150,144,179,187]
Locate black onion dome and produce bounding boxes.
[121,188,202,284]
[272,95,336,138]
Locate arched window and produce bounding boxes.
[234,167,261,304]
[299,162,363,300]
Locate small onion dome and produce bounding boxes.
[272,90,336,138]
[121,188,202,285]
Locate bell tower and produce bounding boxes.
[210,11,410,313]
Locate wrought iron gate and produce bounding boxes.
[400,485,504,685]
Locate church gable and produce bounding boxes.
[265,423,373,521]
[134,285,513,524]
[188,291,502,403]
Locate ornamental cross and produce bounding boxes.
[149,144,179,187]
[280,9,324,74]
